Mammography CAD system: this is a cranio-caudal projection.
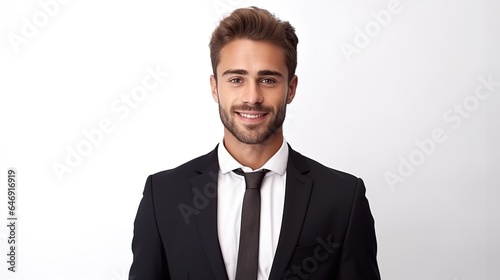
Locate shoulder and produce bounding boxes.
[149,146,218,182]
[289,147,368,209]
[289,147,361,187]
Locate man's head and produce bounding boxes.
[209,7,299,146]
[209,6,298,82]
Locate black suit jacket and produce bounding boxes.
[129,145,380,279]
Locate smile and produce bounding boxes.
[238,113,265,119]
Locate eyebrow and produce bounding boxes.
[221,69,284,77]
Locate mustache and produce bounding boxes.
[231,104,274,113]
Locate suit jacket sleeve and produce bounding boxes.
[129,175,170,280]
[337,178,381,280]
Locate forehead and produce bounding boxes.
[217,39,287,76]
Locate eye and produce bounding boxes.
[229,77,243,84]
[261,78,276,84]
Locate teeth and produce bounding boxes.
[240,113,263,119]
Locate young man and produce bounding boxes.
[129,6,380,280]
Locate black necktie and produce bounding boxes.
[233,168,269,280]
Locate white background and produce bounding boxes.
[1,0,499,279]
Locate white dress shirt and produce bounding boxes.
[217,138,288,280]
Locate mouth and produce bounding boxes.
[235,111,268,121]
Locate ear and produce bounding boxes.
[210,75,219,103]
[286,75,298,104]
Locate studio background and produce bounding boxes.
[0,0,498,279]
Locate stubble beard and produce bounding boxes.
[218,102,286,145]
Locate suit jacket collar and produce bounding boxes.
[269,144,314,280]
[191,145,229,280]
[217,138,289,175]
[191,144,313,280]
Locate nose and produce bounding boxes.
[241,81,263,104]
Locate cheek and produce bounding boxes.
[217,94,233,110]
[270,90,289,105]
[217,88,239,104]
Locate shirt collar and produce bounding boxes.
[217,138,288,176]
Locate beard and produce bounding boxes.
[218,102,286,145]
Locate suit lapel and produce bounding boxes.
[190,145,313,280]
[191,146,229,280]
[269,146,314,280]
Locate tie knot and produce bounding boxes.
[233,168,269,190]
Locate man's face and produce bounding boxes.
[210,39,297,145]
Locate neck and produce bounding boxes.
[223,129,284,170]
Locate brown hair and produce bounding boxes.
[209,6,299,81]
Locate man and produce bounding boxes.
[129,6,380,280]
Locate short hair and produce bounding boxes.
[209,6,299,81]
